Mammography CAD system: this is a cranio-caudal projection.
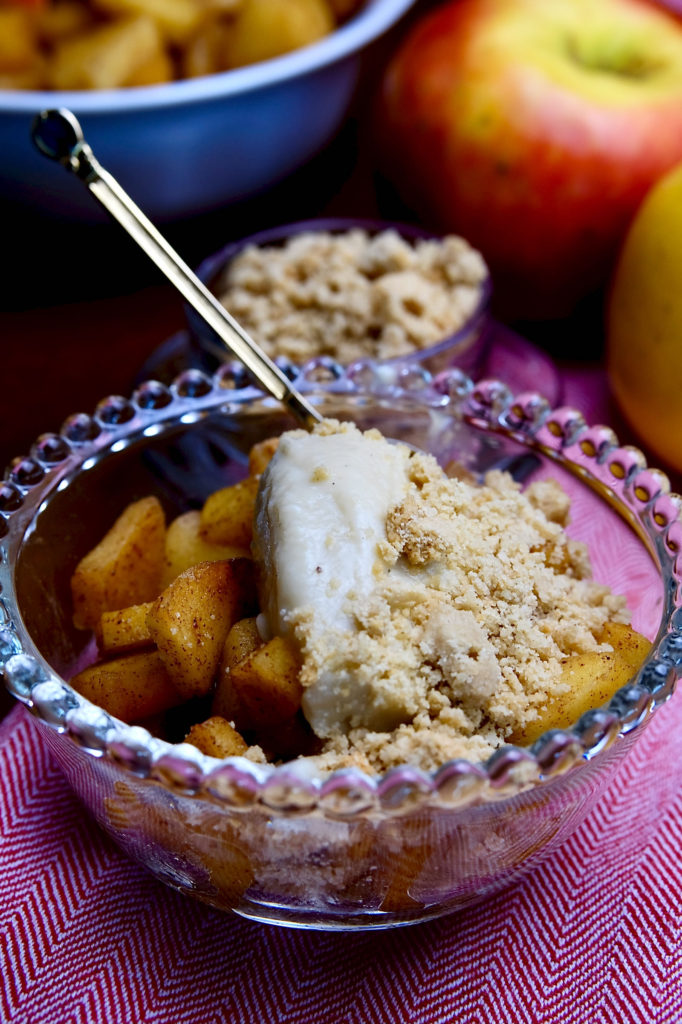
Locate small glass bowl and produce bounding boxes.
[2,363,681,931]
[184,217,493,379]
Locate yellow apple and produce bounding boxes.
[607,160,682,472]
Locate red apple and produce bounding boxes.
[376,0,682,319]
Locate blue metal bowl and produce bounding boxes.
[0,0,416,222]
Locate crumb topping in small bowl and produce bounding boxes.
[215,227,488,365]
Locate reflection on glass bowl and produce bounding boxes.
[1,363,680,930]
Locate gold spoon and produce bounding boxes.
[31,107,322,430]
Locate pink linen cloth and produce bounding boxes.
[2,346,680,1024]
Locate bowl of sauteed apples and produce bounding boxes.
[2,363,681,930]
[0,0,416,220]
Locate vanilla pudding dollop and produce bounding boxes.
[253,420,415,736]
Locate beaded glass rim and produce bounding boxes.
[2,360,681,818]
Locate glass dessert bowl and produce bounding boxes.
[185,217,493,380]
[2,362,681,931]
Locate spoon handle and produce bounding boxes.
[31,108,322,429]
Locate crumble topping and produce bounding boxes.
[217,228,488,365]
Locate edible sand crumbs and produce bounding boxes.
[288,435,628,774]
[217,229,488,364]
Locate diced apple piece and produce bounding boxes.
[93,0,203,46]
[70,650,181,721]
[600,620,653,665]
[98,602,154,654]
[229,634,303,730]
[185,716,248,758]
[511,623,652,746]
[222,616,263,670]
[213,616,264,726]
[147,558,257,699]
[222,0,333,69]
[0,8,38,73]
[36,1,93,43]
[199,475,259,548]
[71,496,166,631]
[181,20,230,77]
[123,43,173,85]
[163,509,251,588]
[49,16,162,90]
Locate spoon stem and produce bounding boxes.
[31,108,322,429]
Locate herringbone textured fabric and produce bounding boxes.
[2,691,681,1024]
[2,362,679,1024]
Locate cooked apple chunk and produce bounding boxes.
[222,617,263,671]
[213,616,264,727]
[185,716,249,758]
[98,601,154,655]
[510,623,652,746]
[71,650,181,722]
[147,558,257,699]
[71,496,166,631]
[199,475,260,548]
[229,635,303,730]
[162,509,251,587]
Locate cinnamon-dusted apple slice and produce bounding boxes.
[71,496,166,630]
[147,558,257,699]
